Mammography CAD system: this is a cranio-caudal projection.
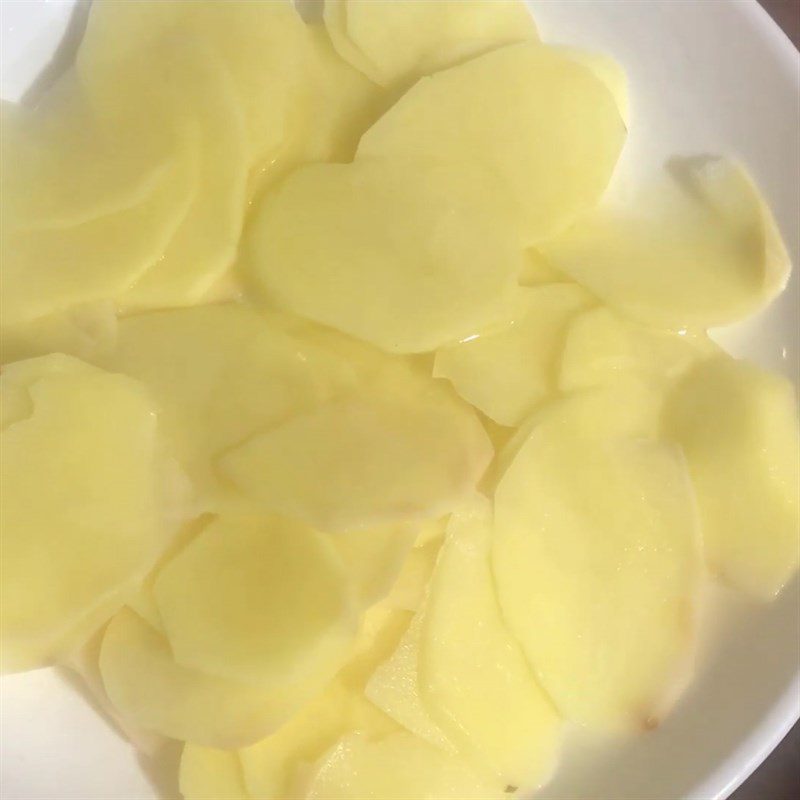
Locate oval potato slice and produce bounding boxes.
[180,745,249,800]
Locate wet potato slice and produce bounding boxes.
[180,745,250,800]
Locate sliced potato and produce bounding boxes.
[542,159,791,328]
[381,539,443,614]
[358,43,625,243]
[518,249,565,286]
[556,47,630,126]
[434,284,592,425]
[153,513,357,687]
[244,159,523,353]
[302,731,504,800]
[340,0,537,86]
[420,495,561,789]
[559,306,718,392]
[219,380,493,533]
[493,390,702,730]
[662,356,800,597]
[180,745,249,800]
[1,355,175,671]
[323,0,381,81]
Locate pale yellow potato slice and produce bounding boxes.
[341,0,537,87]
[381,539,443,613]
[518,249,565,286]
[358,43,626,243]
[219,379,493,533]
[662,356,800,597]
[542,159,791,328]
[331,525,418,608]
[420,495,561,789]
[302,731,504,800]
[434,284,593,426]
[100,608,324,748]
[0,355,175,672]
[559,306,718,392]
[180,745,250,800]
[244,159,523,353]
[106,304,353,505]
[323,0,382,82]
[493,390,702,730]
[1,301,117,365]
[153,513,357,687]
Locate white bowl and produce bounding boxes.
[1,2,797,799]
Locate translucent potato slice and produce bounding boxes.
[303,731,504,800]
[100,608,321,748]
[381,538,443,614]
[662,356,800,597]
[323,0,382,83]
[340,0,537,87]
[180,745,249,800]
[559,306,718,392]
[420,496,561,788]
[0,355,172,671]
[434,284,592,426]
[493,390,702,730]
[244,159,523,354]
[219,382,493,533]
[153,513,357,687]
[518,249,565,286]
[541,159,791,329]
[106,304,352,505]
[357,43,626,243]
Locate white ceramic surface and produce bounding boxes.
[0,2,798,799]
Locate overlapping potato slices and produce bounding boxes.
[2,2,798,800]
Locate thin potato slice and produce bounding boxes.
[341,0,537,86]
[323,0,382,82]
[358,43,626,243]
[542,159,791,328]
[381,538,443,614]
[420,496,561,789]
[180,745,250,800]
[153,513,357,687]
[219,381,493,533]
[493,390,702,730]
[434,284,592,426]
[662,356,800,597]
[302,731,504,800]
[556,47,630,126]
[244,159,523,354]
[100,609,321,748]
[0,355,174,671]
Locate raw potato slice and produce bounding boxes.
[434,284,592,426]
[357,43,626,243]
[0,355,172,671]
[662,356,800,597]
[219,383,493,533]
[331,525,418,607]
[323,0,381,82]
[542,159,791,329]
[302,731,504,800]
[154,513,357,687]
[519,249,565,286]
[106,304,353,504]
[493,391,702,729]
[382,539,443,613]
[100,609,320,748]
[245,159,523,353]
[1,301,117,365]
[366,612,455,752]
[420,496,561,788]
[180,745,249,800]
[557,47,630,126]
[341,0,537,86]
[559,306,717,392]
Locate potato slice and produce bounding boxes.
[219,379,493,533]
[180,745,249,800]
[106,304,352,505]
[493,390,702,730]
[358,43,625,243]
[100,608,324,748]
[153,513,357,687]
[662,356,800,597]
[1,355,175,672]
[434,284,592,426]
[323,0,381,82]
[559,306,718,392]
[381,539,443,614]
[542,159,791,328]
[339,0,536,86]
[302,731,504,800]
[518,249,565,286]
[419,495,561,789]
[244,159,523,353]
